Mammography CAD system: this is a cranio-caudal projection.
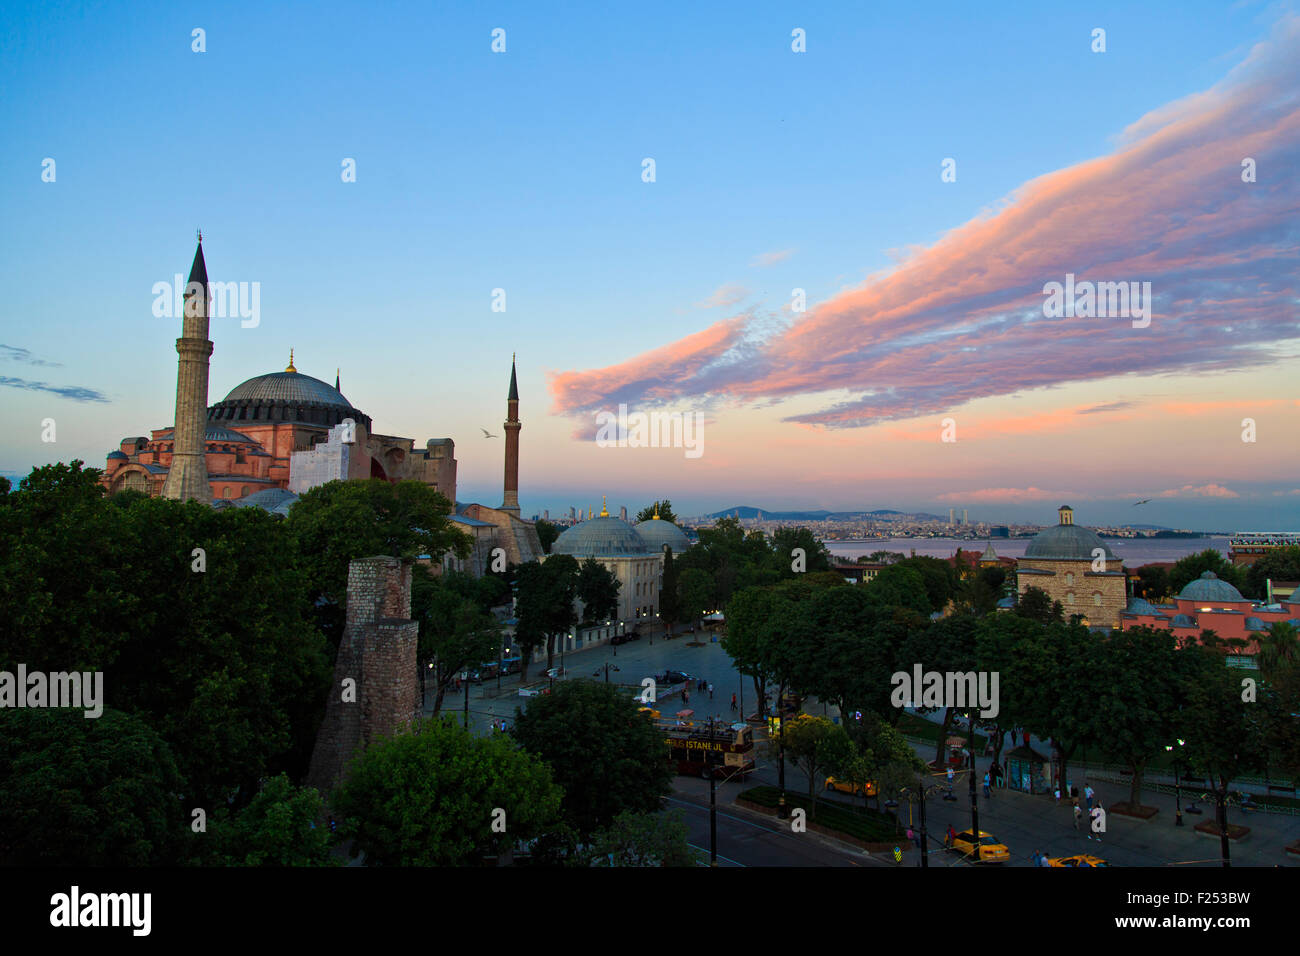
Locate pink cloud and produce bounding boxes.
[549,16,1300,429]
[1157,483,1241,498]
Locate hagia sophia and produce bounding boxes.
[101,237,543,567]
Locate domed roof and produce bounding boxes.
[158,424,258,444]
[1177,571,1245,604]
[107,450,128,460]
[222,371,351,408]
[633,516,690,553]
[233,487,299,516]
[553,515,651,557]
[1125,597,1158,615]
[1245,616,1266,631]
[1024,523,1118,561]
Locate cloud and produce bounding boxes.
[549,15,1300,428]
[694,283,749,309]
[0,377,109,403]
[0,344,61,368]
[751,249,794,268]
[1156,483,1240,498]
[1077,401,1136,415]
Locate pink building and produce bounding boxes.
[1120,571,1300,654]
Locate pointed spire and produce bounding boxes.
[652,501,660,520]
[188,233,208,287]
[600,495,609,517]
[508,353,519,401]
[286,348,296,373]
[335,368,340,391]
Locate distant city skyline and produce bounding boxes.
[2,3,1297,531]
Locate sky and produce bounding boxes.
[1,1,1297,530]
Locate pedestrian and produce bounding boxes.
[983,772,991,798]
[1084,783,1094,811]
[1054,786,1061,805]
[947,766,955,788]
[1073,800,1082,831]
[708,682,714,699]
[730,693,737,712]
[945,824,956,847]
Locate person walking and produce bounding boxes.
[1084,783,1095,811]
[1073,798,1082,831]
[708,682,714,699]
[947,766,955,788]
[983,772,991,798]
[730,693,737,712]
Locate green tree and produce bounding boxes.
[577,557,621,625]
[635,500,678,524]
[771,527,833,578]
[333,717,562,866]
[514,556,579,678]
[659,548,682,634]
[510,680,672,835]
[1167,549,1247,600]
[863,551,906,564]
[534,518,560,555]
[1014,586,1064,625]
[779,716,854,819]
[582,810,701,867]
[863,563,931,615]
[0,708,185,866]
[893,555,960,614]
[189,774,337,866]
[285,478,471,646]
[1244,546,1300,601]
[412,567,502,715]
[899,615,979,766]
[677,567,713,626]
[1134,564,1171,602]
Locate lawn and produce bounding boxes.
[739,785,902,842]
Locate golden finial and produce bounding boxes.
[286,348,296,373]
[652,501,660,520]
[196,228,203,243]
[588,506,593,520]
[600,495,609,518]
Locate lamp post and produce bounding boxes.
[462,670,470,729]
[968,710,980,841]
[900,773,944,868]
[1165,738,1185,826]
[776,685,788,819]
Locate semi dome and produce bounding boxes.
[107,450,128,460]
[633,516,691,554]
[233,487,299,516]
[1125,597,1158,615]
[553,515,651,557]
[1177,571,1245,604]
[1024,523,1118,561]
[157,424,258,444]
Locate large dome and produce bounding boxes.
[222,371,351,407]
[553,515,651,557]
[208,369,370,430]
[634,517,691,554]
[1024,518,1118,561]
[1177,571,1245,604]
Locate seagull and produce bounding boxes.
[1133,498,1152,506]
[481,428,499,439]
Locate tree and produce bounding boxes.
[778,716,854,819]
[1014,586,1064,625]
[510,680,672,835]
[534,518,560,555]
[1244,546,1300,601]
[677,567,713,626]
[582,810,701,867]
[412,566,502,714]
[576,557,620,625]
[1257,621,1300,783]
[0,708,185,866]
[863,564,931,615]
[333,717,562,866]
[1167,549,1247,600]
[635,500,678,524]
[899,615,979,766]
[514,556,579,678]
[1019,621,1105,799]
[285,478,471,646]
[863,551,906,564]
[771,527,832,577]
[659,548,682,634]
[189,774,337,866]
[893,556,960,614]
[1134,564,1171,602]
[954,565,1007,616]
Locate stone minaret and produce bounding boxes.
[501,354,521,514]
[160,235,214,503]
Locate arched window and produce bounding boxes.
[1093,592,1103,606]
[1065,592,1075,605]
[222,487,233,498]
[1065,572,1075,586]
[241,486,250,497]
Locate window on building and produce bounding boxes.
[1093,592,1102,606]
[222,487,233,498]
[1065,572,1075,586]
[1066,592,1075,604]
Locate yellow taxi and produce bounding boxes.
[946,829,1010,863]
[637,707,661,720]
[825,776,878,797]
[1048,854,1109,867]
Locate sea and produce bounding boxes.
[823,536,1229,566]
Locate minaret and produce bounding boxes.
[160,234,214,503]
[500,354,521,514]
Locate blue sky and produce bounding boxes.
[2,1,1296,528]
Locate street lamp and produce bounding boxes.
[967,710,980,841]
[899,772,946,868]
[1165,738,1186,827]
[461,670,470,729]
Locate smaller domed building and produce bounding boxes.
[551,498,664,626]
[1016,505,1128,627]
[1121,570,1300,654]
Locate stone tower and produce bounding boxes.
[306,555,421,796]
[160,236,214,502]
[501,354,521,514]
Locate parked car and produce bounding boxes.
[657,670,691,685]
[946,829,1010,863]
[825,776,878,797]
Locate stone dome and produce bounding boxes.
[553,515,651,557]
[1177,571,1245,604]
[208,369,370,430]
[1024,523,1118,561]
[107,450,128,460]
[157,424,258,444]
[633,516,691,554]
[233,487,299,516]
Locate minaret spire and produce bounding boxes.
[500,354,521,513]
[160,235,214,503]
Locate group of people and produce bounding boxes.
[1054,782,1104,840]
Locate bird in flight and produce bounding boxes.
[1133,498,1152,506]
[481,428,498,439]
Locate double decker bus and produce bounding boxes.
[656,715,755,780]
